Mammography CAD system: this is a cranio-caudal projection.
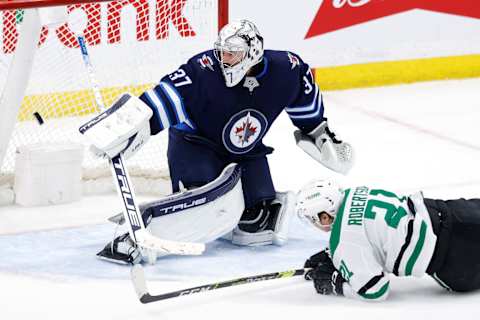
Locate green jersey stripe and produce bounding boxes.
[359,281,390,300]
[405,221,427,276]
[330,189,351,256]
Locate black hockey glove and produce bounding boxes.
[304,249,345,296]
[309,265,345,296]
[304,249,332,279]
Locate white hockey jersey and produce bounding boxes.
[329,187,437,301]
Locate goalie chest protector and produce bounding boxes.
[141,49,320,157]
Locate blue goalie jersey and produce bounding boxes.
[139,49,325,157]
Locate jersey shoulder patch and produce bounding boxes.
[287,52,301,70]
[264,50,308,75]
[193,51,217,72]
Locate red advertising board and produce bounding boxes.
[306,0,480,38]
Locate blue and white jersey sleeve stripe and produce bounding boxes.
[140,81,195,135]
[286,84,324,132]
[159,82,190,125]
[143,88,170,130]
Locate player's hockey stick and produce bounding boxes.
[76,35,204,256]
[131,264,309,304]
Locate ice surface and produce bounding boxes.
[1,79,480,319]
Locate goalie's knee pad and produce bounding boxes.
[227,191,295,246]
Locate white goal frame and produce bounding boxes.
[0,0,228,205]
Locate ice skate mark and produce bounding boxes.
[347,105,480,153]
[416,180,480,192]
[393,179,480,194]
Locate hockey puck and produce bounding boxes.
[33,112,44,125]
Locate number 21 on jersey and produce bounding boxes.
[364,189,409,229]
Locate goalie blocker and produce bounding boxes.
[80,93,152,160]
[99,163,295,264]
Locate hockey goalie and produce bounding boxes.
[80,19,353,264]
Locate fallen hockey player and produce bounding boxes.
[296,179,480,301]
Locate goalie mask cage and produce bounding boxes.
[0,0,228,204]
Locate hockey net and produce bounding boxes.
[0,0,228,204]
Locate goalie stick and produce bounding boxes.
[131,264,310,304]
[76,35,204,256]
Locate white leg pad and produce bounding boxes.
[272,191,296,245]
[147,164,244,245]
[231,229,275,246]
[230,191,296,246]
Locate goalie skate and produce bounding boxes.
[97,233,142,265]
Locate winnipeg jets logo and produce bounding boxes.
[222,109,268,154]
[288,52,300,69]
[235,113,257,145]
[198,54,214,71]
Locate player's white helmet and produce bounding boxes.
[296,179,344,232]
[214,19,264,87]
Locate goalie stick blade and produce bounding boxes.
[135,230,206,256]
[131,265,148,301]
[136,237,205,256]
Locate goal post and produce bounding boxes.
[0,0,228,205]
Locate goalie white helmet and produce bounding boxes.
[296,179,344,232]
[214,19,264,87]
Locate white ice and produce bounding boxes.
[1,78,480,320]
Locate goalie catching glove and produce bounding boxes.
[79,93,152,159]
[294,120,354,174]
